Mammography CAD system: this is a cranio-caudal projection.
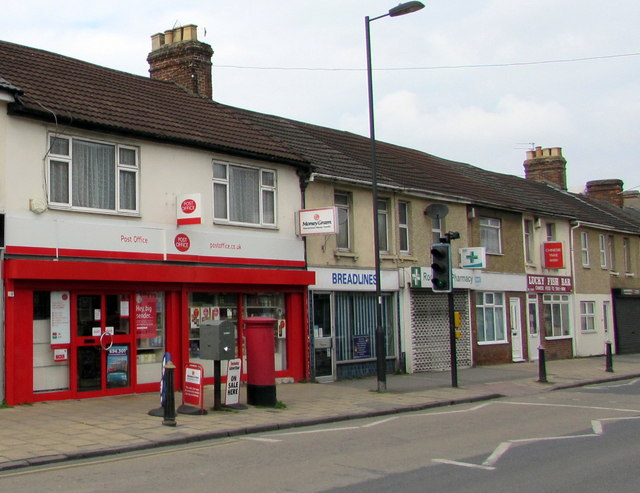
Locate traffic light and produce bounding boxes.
[431,243,452,293]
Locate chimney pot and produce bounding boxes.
[151,33,165,51]
[183,24,198,41]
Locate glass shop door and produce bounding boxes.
[74,294,133,394]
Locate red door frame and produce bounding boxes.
[71,292,137,399]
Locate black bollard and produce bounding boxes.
[605,342,614,373]
[163,361,177,426]
[537,347,548,383]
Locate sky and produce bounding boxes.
[3,0,639,192]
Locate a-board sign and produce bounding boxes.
[225,358,242,406]
[183,363,205,411]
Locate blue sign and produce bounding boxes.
[353,335,371,359]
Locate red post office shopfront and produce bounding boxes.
[2,214,314,405]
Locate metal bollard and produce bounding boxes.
[605,342,614,373]
[537,347,548,383]
[163,361,177,426]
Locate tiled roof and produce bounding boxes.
[0,40,308,166]
[1,39,638,234]
[233,108,640,232]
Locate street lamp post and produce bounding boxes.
[366,1,425,392]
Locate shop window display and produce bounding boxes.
[189,293,238,378]
[244,293,287,371]
[135,292,166,384]
[33,291,70,393]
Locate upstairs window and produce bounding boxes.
[213,162,276,226]
[623,237,631,273]
[377,199,389,253]
[524,219,534,264]
[480,217,502,254]
[398,201,410,254]
[432,215,444,245]
[599,234,607,268]
[599,234,616,270]
[334,191,351,250]
[545,222,556,241]
[48,135,138,213]
[580,231,590,267]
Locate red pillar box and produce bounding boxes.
[244,316,277,407]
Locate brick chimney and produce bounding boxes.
[622,190,640,209]
[585,179,624,208]
[523,146,567,190]
[147,24,214,99]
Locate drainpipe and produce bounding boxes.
[569,221,581,356]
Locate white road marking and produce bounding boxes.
[361,416,399,428]
[244,394,640,472]
[432,459,495,471]
[439,414,640,470]
[239,437,282,443]
[269,425,360,437]
[501,400,640,413]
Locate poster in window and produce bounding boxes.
[353,335,371,359]
[107,345,129,387]
[50,291,71,345]
[135,293,158,339]
[190,307,201,328]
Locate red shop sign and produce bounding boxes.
[543,241,565,269]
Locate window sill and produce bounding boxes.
[580,330,598,334]
[48,204,141,218]
[545,335,572,340]
[625,273,635,278]
[477,340,509,346]
[334,250,358,261]
[396,255,418,263]
[212,220,278,230]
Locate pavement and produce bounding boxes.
[1,353,639,472]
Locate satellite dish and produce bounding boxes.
[424,204,449,219]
